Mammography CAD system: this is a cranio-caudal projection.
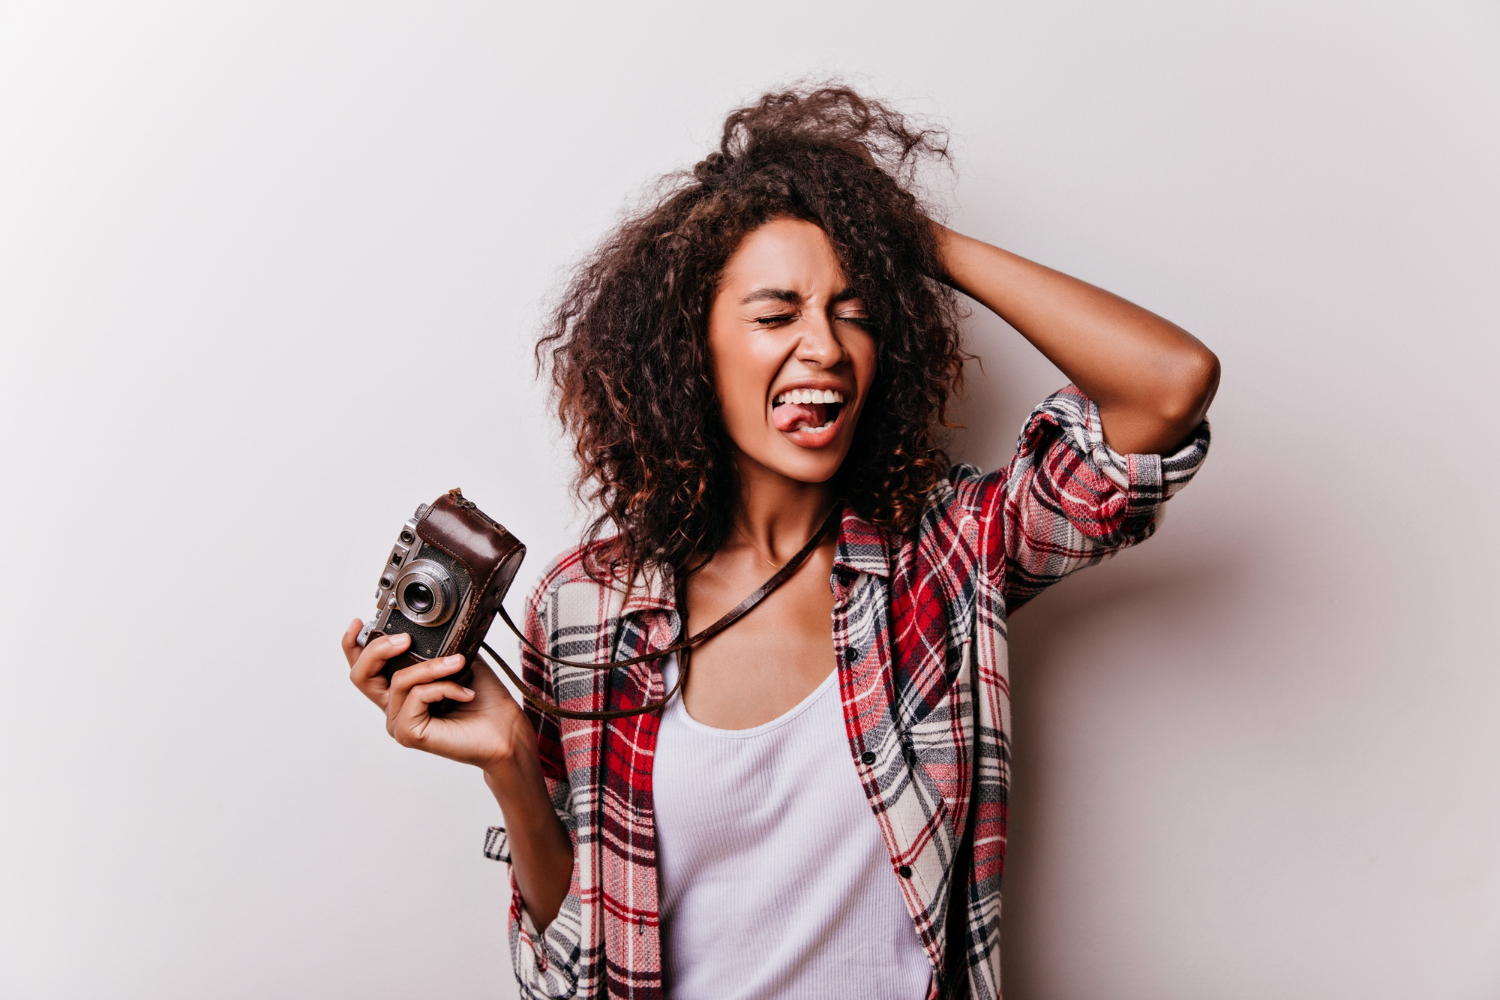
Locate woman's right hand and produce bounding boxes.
[342,621,539,775]
[342,621,575,930]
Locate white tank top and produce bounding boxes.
[653,655,933,1000]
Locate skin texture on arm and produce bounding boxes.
[480,737,573,932]
[934,224,1220,456]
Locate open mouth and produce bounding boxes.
[771,388,846,435]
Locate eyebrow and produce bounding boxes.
[739,287,861,306]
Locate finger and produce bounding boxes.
[385,653,463,723]
[352,632,410,682]
[411,681,476,706]
[387,654,466,698]
[341,618,364,666]
[390,682,476,747]
[350,632,411,708]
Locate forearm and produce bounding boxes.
[484,750,574,932]
[935,225,1219,455]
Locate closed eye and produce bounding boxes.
[754,314,797,326]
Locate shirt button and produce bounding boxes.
[843,647,858,662]
[861,750,877,765]
[898,865,913,879]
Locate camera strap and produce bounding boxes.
[480,633,698,721]
[477,505,840,720]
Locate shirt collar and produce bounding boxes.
[619,560,676,616]
[832,506,892,578]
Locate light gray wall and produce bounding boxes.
[2,2,1497,997]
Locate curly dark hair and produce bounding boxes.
[536,85,967,578]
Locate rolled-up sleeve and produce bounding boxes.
[480,579,588,999]
[963,385,1210,611]
[484,820,586,998]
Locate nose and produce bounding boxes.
[793,311,846,369]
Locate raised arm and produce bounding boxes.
[935,224,1219,456]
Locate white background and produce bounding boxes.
[2,2,1498,997]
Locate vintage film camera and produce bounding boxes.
[357,489,526,689]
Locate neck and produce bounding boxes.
[728,452,836,566]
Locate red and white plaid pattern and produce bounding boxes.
[484,386,1210,999]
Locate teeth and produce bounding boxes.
[775,389,845,405]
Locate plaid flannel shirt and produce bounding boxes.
[484,386,1210,1000]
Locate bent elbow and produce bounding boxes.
[1158,344,1220,429]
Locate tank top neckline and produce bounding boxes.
[661,654,839,740]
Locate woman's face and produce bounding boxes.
[707,218,877,487]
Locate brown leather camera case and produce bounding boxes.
[370,489,526,682]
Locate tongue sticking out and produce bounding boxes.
[773,402,833,432]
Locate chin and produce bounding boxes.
[761,441,851,484]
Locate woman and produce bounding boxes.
[343,87,1217,1000]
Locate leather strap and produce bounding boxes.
[484,506,839,719]
[479,640,697,721]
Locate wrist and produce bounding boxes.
[482,740,541,803]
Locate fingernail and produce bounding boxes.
[389,633,409,646]
[447,655,464,665]
[462,687,475,697]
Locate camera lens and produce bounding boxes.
[392,558,457,626]
[404,582,434,614]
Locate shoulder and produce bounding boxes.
[522,539,622,620]
[939,461,1003,518]
[944,462,987,496]
[866,465,996,569]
